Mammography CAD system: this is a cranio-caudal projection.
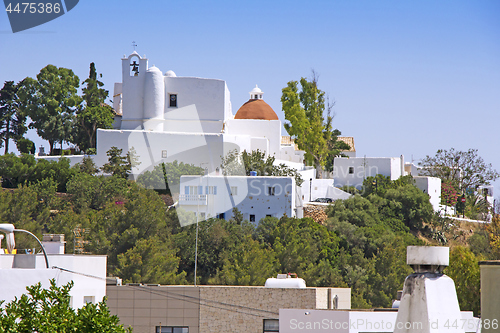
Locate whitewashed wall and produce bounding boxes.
[332,157,404,189]
[225,119,282,157]
[163,77,227,134]
[179,175,295,224]
[414,176,442,212]
[0,255,106,309]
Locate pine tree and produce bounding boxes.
[0,81,26,154]
[101,146,131,178]
[18,65,81,155]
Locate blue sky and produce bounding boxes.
[1,0,499,198]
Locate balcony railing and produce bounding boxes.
[179,194,208,205]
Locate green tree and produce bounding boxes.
[76,63,115,152]
[0,279,131,332]
[325,189,424,308]
[0,153,35,188]
[66,173,130,212]
[116,236,187,285]
[366,240,413,307]
[376,184,434,230]
[173,218,254,284]
[325,131,351,173]
[487,214,500,259]
[0,185,40,250]
[281,73,345,178]
[468,227,492,259]
[76,155,99,175]
[221,149,303,185]
[15,138,35,154]
[269,216,340,284]
[101,147,131,179]
[31,177,59,213]
[361,175,393,197]
[419,148,499,191]
[445,246,481,316]
[30,157,78,192]
[209,236,279,286]
[359,175,432,231]
[327,195,381,228]
[229,207,244,224]
[18,65,82,155]
[137,160,204,195]
[85,185,174,276]
[0,81,27,154]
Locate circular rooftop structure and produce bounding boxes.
[234,99,279,120]
[165,70,177,77]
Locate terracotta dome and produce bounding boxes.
[234,99,279,120]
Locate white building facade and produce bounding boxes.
[413,176,442,212]
[178,175,297,225]
[332,156,406,189]
[0,235,106,309]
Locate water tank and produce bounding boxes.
[265,273,306,288]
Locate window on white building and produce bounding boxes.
[206,186,217,195]
[185,186,202,195]
[162,150,167,158]
[268,186,275,196]
[250,214,256,222]
[230,186,238,196]
[169,94,177,107]
[348,167,354,174]
[83,296,95,304]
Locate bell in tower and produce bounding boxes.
[120,51,149,130]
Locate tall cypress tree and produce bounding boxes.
[0,81,26,154]
[76,62,115,152]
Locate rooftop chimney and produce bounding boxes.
[394,246,464,333]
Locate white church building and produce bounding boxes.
[38,51,444,222]
[95,51,305,176]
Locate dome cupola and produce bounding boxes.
[234,85,278,120]
[249,85,264,100]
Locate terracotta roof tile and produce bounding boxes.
[234,99,279,120]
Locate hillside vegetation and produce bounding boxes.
[0,153,496,316]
